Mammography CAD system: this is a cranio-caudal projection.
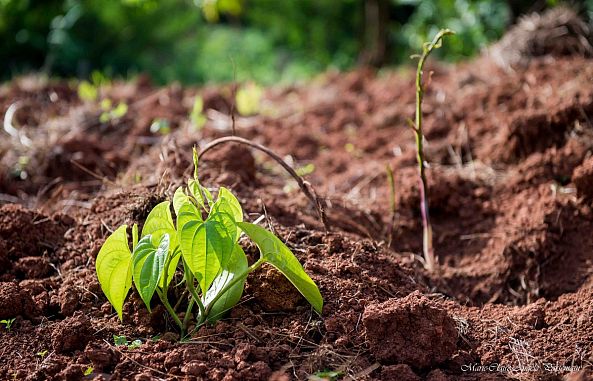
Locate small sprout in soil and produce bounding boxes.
[190,96,207,130]
[311,370,343,381]
[99,99,128,123]
[83,366,94,376]
[236,82,263,116]
[127,339,142,350]
[296,163,316,177]
[0,318,15,331]
[113,335,128,346]
[78,81,98,102]
[36,350,48,358]
[150,118,171,135]
[409,28,454,272]
[96,147,323,337]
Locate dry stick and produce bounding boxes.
[412,28,454,272]
[198,136,329,231]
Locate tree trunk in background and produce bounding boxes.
[360,0,389,67]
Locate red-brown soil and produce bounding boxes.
[1,40,593,381]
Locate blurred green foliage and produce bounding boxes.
[0,0,581,85]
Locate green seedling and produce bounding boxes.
[78,81,98,102]
[190,96,207,130]
[409,28,454,272]
[296,163,316,177]
[96,147,323,337]
[113,335,128,346]
[83,366,94,376]
[150,118,171,135]
[36,350,48,358]
[0,318,15,331]
[113,335,142,349]
[311,370,343,381]
[99,99,128,123]
[236,82,263,116]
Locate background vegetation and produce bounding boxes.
[1,0,591,85]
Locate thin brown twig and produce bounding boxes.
[198,136,329,231]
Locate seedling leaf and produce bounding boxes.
[212,187,243,238]
[173,186,191,216]
[188,179,213,209]
[132,234,169,311]
[179,211,236,293]
[177,202,203,231]
[96,225,133,320]
[113,335,128,346]
[203,244,248,322]
[237,222,323,314]
[141,201,176,247]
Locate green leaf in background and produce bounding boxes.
[237,222,323,314]
[132,234,169,311]
[142,201,176,246]
[203,244,248,322]
[236,82,263,116]
[179,211,236,293]
[96,225,133,320]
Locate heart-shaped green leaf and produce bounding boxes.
[173,186,191,216]
[216,187,243,223]
[96,225,133,321]
[179,211,236,293]
[237,222,323,314]
[177,202,202,232]
[142,201,176,246]
[203,244,248,322]
[133,234,169,311]
[212,187,243,238]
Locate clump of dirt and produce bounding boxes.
[0,204,72,280]
[246,264,304,312]
[363,291,458,368]
[51,313,92,353]
[0,282,39,320]
[572,155,593,199]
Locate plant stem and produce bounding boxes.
[198,136,329,231]
[159,247,184,333]
[203,257,265,317]
[156,289,183,331]
[412,29,454,272]
[183,258,206,323]
[182,298,195,335]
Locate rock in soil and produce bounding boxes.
[363,291,458,368]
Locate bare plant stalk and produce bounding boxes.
[198,136,329,231]
[385,164,397,247]
[412,29,454,272]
